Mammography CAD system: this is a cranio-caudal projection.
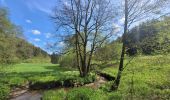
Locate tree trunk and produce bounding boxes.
[111,0,128,90]
[81,71,88,77]
[111,43,125,90]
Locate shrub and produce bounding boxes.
[0,84,10,100]
[94,42,122,62]
[58,53,77,68]
[100,81,113,92]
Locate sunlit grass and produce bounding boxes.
[1,55,170,100]
[1,63,59,73]
[101,55,170,99]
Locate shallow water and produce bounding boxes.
[10,91,42,100]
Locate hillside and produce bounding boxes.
[0,35,50,64]
[93,16,170,63]
[126,16,170,55]
[0,8,50,64]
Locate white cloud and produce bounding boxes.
[58,42,65,47]
[64,1,71,7]
[26,19,32,23]
[31,30,41,35]
[119,17,125,24]
[34,38,41,42]
[64,1,68,6]
[25,0,54,14]
[45,33,52,38]
[113,23,121,33]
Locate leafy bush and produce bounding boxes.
[100,81,113,92]
[0,84,10,100]
[94,42,122,62]
[58,53,77,68]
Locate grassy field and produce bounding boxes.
[0,63,73,86]
[2,63,58,73]
[0,63,95,99]
[100,55,170,99]
[0,55,170,100]
[43,55,170,100]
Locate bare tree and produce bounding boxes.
[52,0,115,77]
[111,0,170,90]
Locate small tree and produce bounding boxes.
[52,0,115,77]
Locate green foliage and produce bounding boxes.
[29,71,96,87]
[66,87,107,100]
[0,8,50,65]
[50,53,60,64]
[126,17,170,55]
[43,89,66,100]
[94,42,122,62]
[58,52,77,68]
[43,88,108,100]
[0,63,59,88]
[1,55,169,99]
[0,63,95,91]
[0,8,20,36]
[8,77,27,87]
[99,81,113,92]
[0,31,50,65]
[0,36,19,64]
[70,73,96,85]
[100,55,170,100]
[23,57,50,63]
[0,84,10,100]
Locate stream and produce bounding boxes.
[10,91,42,100]
[10,74,114,100]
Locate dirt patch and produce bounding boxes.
[85,75,107,89]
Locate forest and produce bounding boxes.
[0,0,170,100]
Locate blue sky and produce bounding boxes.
[0,0,169,54]
[0,0,126,54]
[0,0,60,53]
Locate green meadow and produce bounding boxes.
[0,55,169,100]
